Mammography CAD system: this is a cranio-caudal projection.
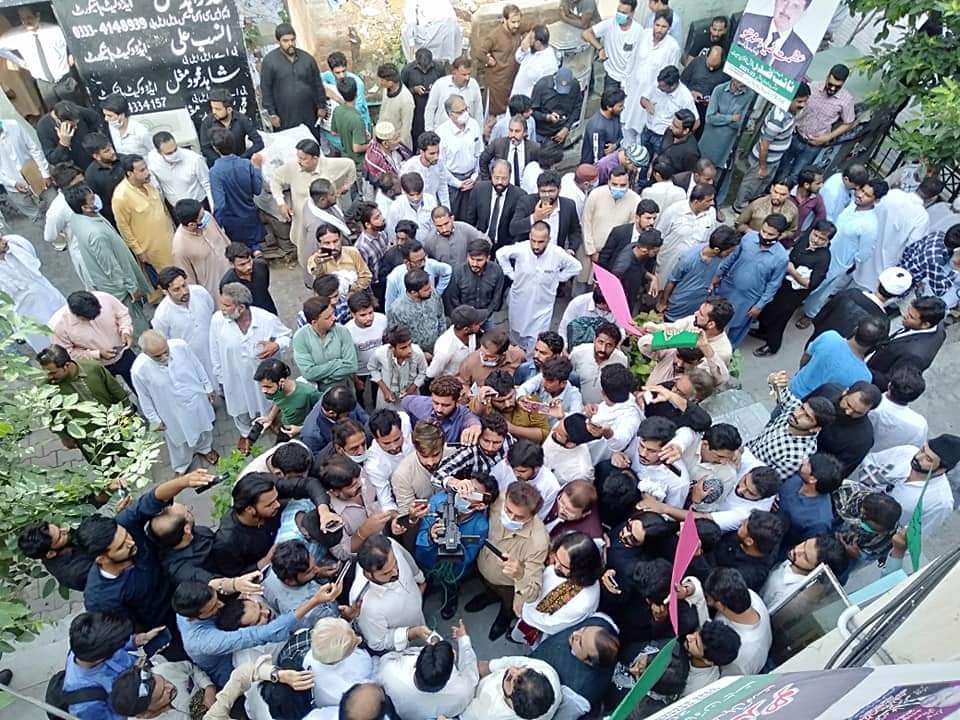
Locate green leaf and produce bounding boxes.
[66,421,87,439]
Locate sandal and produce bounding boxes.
[202,450,220,465]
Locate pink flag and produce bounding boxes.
[668,508,701,634]
[593,264,644,337]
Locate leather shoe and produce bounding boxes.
[747,328,765,340]
[440,592,459,620]
[488,609,513,641]
[753,345,777,357]
[464,590,497,613]
[795,316,812,329]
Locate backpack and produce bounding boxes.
[566,315,607,348]
[44,670,107,720]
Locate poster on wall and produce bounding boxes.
[723,0,841,110]
[53,0,258,125]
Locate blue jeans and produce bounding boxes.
[802,270,854,318]
[639,127,665,184]
[775,135,823,184]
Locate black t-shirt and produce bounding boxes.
[714,531,777,591]
[220,259,278,315]
[44,547,94,592]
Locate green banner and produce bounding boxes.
[609,639,678,720]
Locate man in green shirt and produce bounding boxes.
[253,358,322,442]
[36,344,132,460]
[292,295,359,392]
[331,76,369,180]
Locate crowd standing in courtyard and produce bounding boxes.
[1,1,960,719]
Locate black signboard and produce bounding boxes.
[53,0,257,125]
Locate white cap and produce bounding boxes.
[878,267,913,296]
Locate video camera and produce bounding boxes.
[436,487,480,558]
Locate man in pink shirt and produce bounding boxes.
[49,290,136,389]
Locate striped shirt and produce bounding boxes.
[751,108,796,165]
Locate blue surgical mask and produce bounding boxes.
[346,451,367,465]
[198,212,211,229]
[92,194,103,212]
[409,199,423,210]
[610,186,628,201]
[454,494,473,513]
[615,11,631,25]
[500,508,525,532]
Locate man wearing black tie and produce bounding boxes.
[479,116,542,187]
[867,296,947,389]
[462,160,524,250]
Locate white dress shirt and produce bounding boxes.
[492,462,561,520]
[542,435,595,486]
[349,539,426,652]
[586,398,643,463]
[44,191,93,288]
[427,325,476,378]
[507,142,526,186]
[0,23,70,82]
[568,344,629,405]
[151,660,214,719]
[302,648,376,708]
[559,172,589,221]
[556,292,615,345]
[423,75,484,131]
[401,155,450,207]
[511,47,560,98]
[868,395,929,453]
[655,200,718,283]
[364,411,413,512]
[385,191,438,243]
[644,84,698,135]
[108,119,154,159]
[0,121,49,187]
[377,636,480,719]
[761,560,810,609]
[497,241,583,339]
[436,117,482,185]
[147,147,214,208]
[462,657,562,720]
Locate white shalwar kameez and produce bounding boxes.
[854,188,929,291]
[622,32,681,137]
[131,339,216,473]
[152,286,217,384]
[209,307,291,434]
[44,191,93,288]
[496,242,582,352]
[401,0,462,64]
[0,234,66,350]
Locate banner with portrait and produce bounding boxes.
[724,0,842,110]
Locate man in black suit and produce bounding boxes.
[478,115,541,186]
[462,159,524,249]
[868,296,947,389]
[735,0,814,80]
[508,169,582,250]
[530,617,619,714]
[597,198,660,270]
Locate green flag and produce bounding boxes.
[905,470,932,572]
[609,638,679,720]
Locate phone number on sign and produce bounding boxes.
[72,17,148,38]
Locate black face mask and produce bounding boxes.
[910,456,929,474]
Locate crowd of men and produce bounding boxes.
[2,1,960,719]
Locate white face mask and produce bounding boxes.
[346,451,367,465]
[163,149,182,164]
[108,119,123,129]
[500,508,525,532]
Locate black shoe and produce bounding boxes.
[440,592,459,620]
[0,669,12,685]
[753,345,777,357]
[488,610,513,641]
[464,590,497,613]
[747,328,765,340]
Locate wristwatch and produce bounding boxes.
[270,667,279,684]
